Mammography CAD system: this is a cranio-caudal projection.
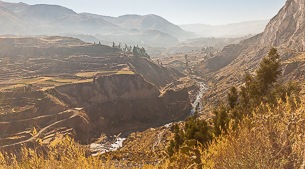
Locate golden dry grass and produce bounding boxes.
[201,100,305,169]
[1,100,304,169]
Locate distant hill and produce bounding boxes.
[101,14,194,40]
[0,1,193,47]
[0,7,26,34]
[180,20,269,38]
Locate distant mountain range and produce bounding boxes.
[0,1,271,47]
[0,1,195,47]
[180,20,269,38]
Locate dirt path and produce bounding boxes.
[0,109,87,149]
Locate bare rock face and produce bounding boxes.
[260,0,305,51]
[54,74,160,105]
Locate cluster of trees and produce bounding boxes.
[112,42,150,59]
[168,48,301,160]
[112,42,132,52]
[132,46,150,59]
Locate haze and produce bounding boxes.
[4,0,286,25]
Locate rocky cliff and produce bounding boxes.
[260,0,305,50]
[0,74,191,149]
[53,74,191,137]
[198,0,305,103]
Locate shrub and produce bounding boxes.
[202,100,305,169]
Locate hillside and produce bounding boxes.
[197,0,305,104]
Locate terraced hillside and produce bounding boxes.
[0,36,192,150]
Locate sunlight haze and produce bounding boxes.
[3,0,286,25]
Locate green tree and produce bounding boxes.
[255,47,281,96]
[167,113,213,156]
[184,115,213,144]
[168,124,184,156]
[213,47,300,133]
[213,104,229,136]
[228,86,238,109]
[132,46,150,58]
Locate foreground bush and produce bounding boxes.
[202,100,305,169]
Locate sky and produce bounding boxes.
[4,0,286,25]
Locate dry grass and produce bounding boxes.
[201,100,305,169]
[0,135,162,169]
[151,99,305,169]
[76,70,134,78]
[0,76,92,91]
[75,71,116,77]
[282,52,305,64]
[1,99,304,168]
[116,70,134,75]
[0,136,115,169]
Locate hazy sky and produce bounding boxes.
[4,0,286,25]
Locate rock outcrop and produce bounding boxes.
[54,74,191,137]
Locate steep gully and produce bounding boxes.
[89,80,207,156]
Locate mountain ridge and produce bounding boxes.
[0,1,193,47]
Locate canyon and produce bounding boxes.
[0,36,194,152]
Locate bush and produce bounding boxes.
[202,99,305,169]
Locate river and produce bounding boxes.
[90,137,126,156]
[89,81,207,156]
[191,82,208,115]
